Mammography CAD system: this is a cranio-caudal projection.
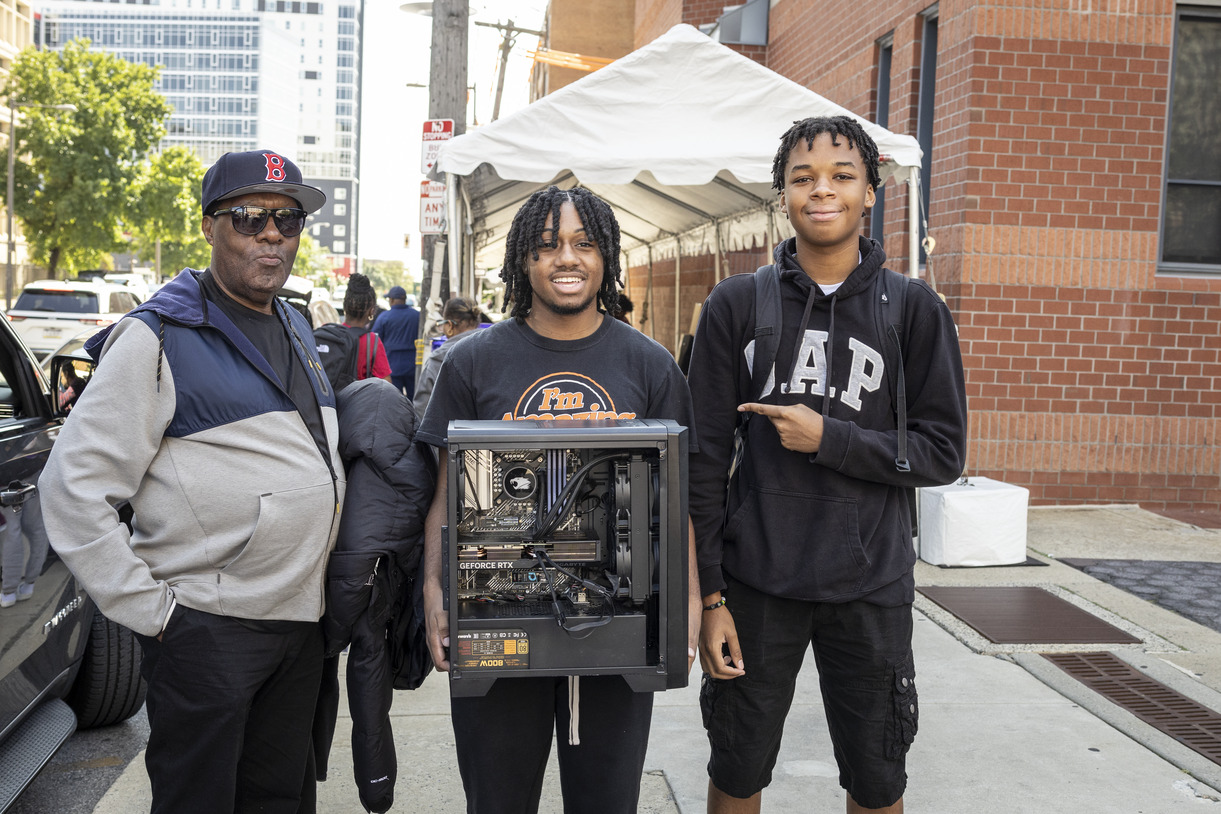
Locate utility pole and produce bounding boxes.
[474,20,543,122]
[420,0,468,326]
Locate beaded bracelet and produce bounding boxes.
[703,597,727,611]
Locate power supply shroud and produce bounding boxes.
[443,419,688,698]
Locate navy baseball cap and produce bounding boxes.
[387,286,407,300]
[202,149,326,215]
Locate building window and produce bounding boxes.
[332,240,346,253]
[873,33,893,245]
[1161,7,1221,270]
[335,187,348,200]
[915,6,938,266]
[334,203,346,216]
[334,224,346,237]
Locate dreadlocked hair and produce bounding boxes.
[344,272,378,323]
[771,115,882,192]
[499,185,622,323]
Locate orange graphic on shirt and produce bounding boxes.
[503,373,638,421]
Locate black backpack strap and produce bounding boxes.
[750,264,782,401]
[365,332,378,378]
[875,269,910,472]
[726,265,782,508]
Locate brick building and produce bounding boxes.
[620,0,1220,514]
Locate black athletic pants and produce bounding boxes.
[451,675,654,814]
[137,606,324,814]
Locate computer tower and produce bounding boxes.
[443,419,688,697]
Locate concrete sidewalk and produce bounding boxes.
[94,505,1221,812]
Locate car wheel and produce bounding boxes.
[66,611,147,729]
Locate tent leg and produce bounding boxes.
[908,170,920,279]
[446,172,463,295]
[673,240,682,356]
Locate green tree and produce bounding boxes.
[128,146,208,278]
[362,259,411,297]
[2,39,171,277]
[294,233,333,281]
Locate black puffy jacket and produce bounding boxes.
[315,378,435,813]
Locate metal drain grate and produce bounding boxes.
[1045,651,1221,766]
[919,586,1142,644]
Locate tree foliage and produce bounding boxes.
[1,39,171,276]
[362,258,412,297]
[294,233,333,282]
[128,146,208,278]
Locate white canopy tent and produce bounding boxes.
[431,24,924,340]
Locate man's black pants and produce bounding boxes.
[137,606,324,814]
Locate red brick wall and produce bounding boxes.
[633,0,766,61]
[628,0,1221,514]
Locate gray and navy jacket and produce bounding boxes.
[41,268,346,637]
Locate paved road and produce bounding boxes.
[9,707,148,814]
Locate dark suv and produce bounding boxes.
[0,315,145,811]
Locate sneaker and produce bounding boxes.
[0,592,15,609]
[16,582,33,601]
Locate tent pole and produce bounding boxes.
[645,246,655,341]
[714,222,723,284]
[766,207,775,259]
[907,169,920,279]
[446,172,463,294]
[673,238,682,355]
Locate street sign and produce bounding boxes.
[421,118,455,174]
[420,180,446,234]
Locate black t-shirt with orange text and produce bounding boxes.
[416,314,696,449]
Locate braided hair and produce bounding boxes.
[771,115,882,192]
[343,272,378,324]
[499,186,622,322]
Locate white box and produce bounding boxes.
[918,476,1029,566]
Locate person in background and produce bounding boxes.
[343,273,392,382]
[411,296,482,417]
[39,148,342,814]
[612,293,634,324]
[372,285,420,397]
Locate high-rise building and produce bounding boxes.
[33,0,362,274]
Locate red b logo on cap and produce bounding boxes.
[264,153,286,182]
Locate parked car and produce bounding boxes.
[38,326,105,382]
[0,318,146,811]
[5,280,141,359]
[102,273,152,302]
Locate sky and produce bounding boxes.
[358,0,549,278]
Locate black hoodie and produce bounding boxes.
[687,236,967,605]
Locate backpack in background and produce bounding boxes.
[314,323,361,392]
[315,323,382,391]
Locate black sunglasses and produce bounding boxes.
[211,206,307,238]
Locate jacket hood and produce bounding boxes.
[336,378,420,473]
[85,269,209,360]
[773,236,886,300]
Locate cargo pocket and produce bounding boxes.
[886,655,918,760]
[700,672,736,749]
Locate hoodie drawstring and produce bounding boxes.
[156,317,166,392]
[821,294,838,417]
[781,285,818,398]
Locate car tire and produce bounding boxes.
[66,611,147,729]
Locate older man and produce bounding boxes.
[41,150,343,814]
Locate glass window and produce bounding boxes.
[1161,7,1221,270]
[332,241,346,253]
[14,289,99,314]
